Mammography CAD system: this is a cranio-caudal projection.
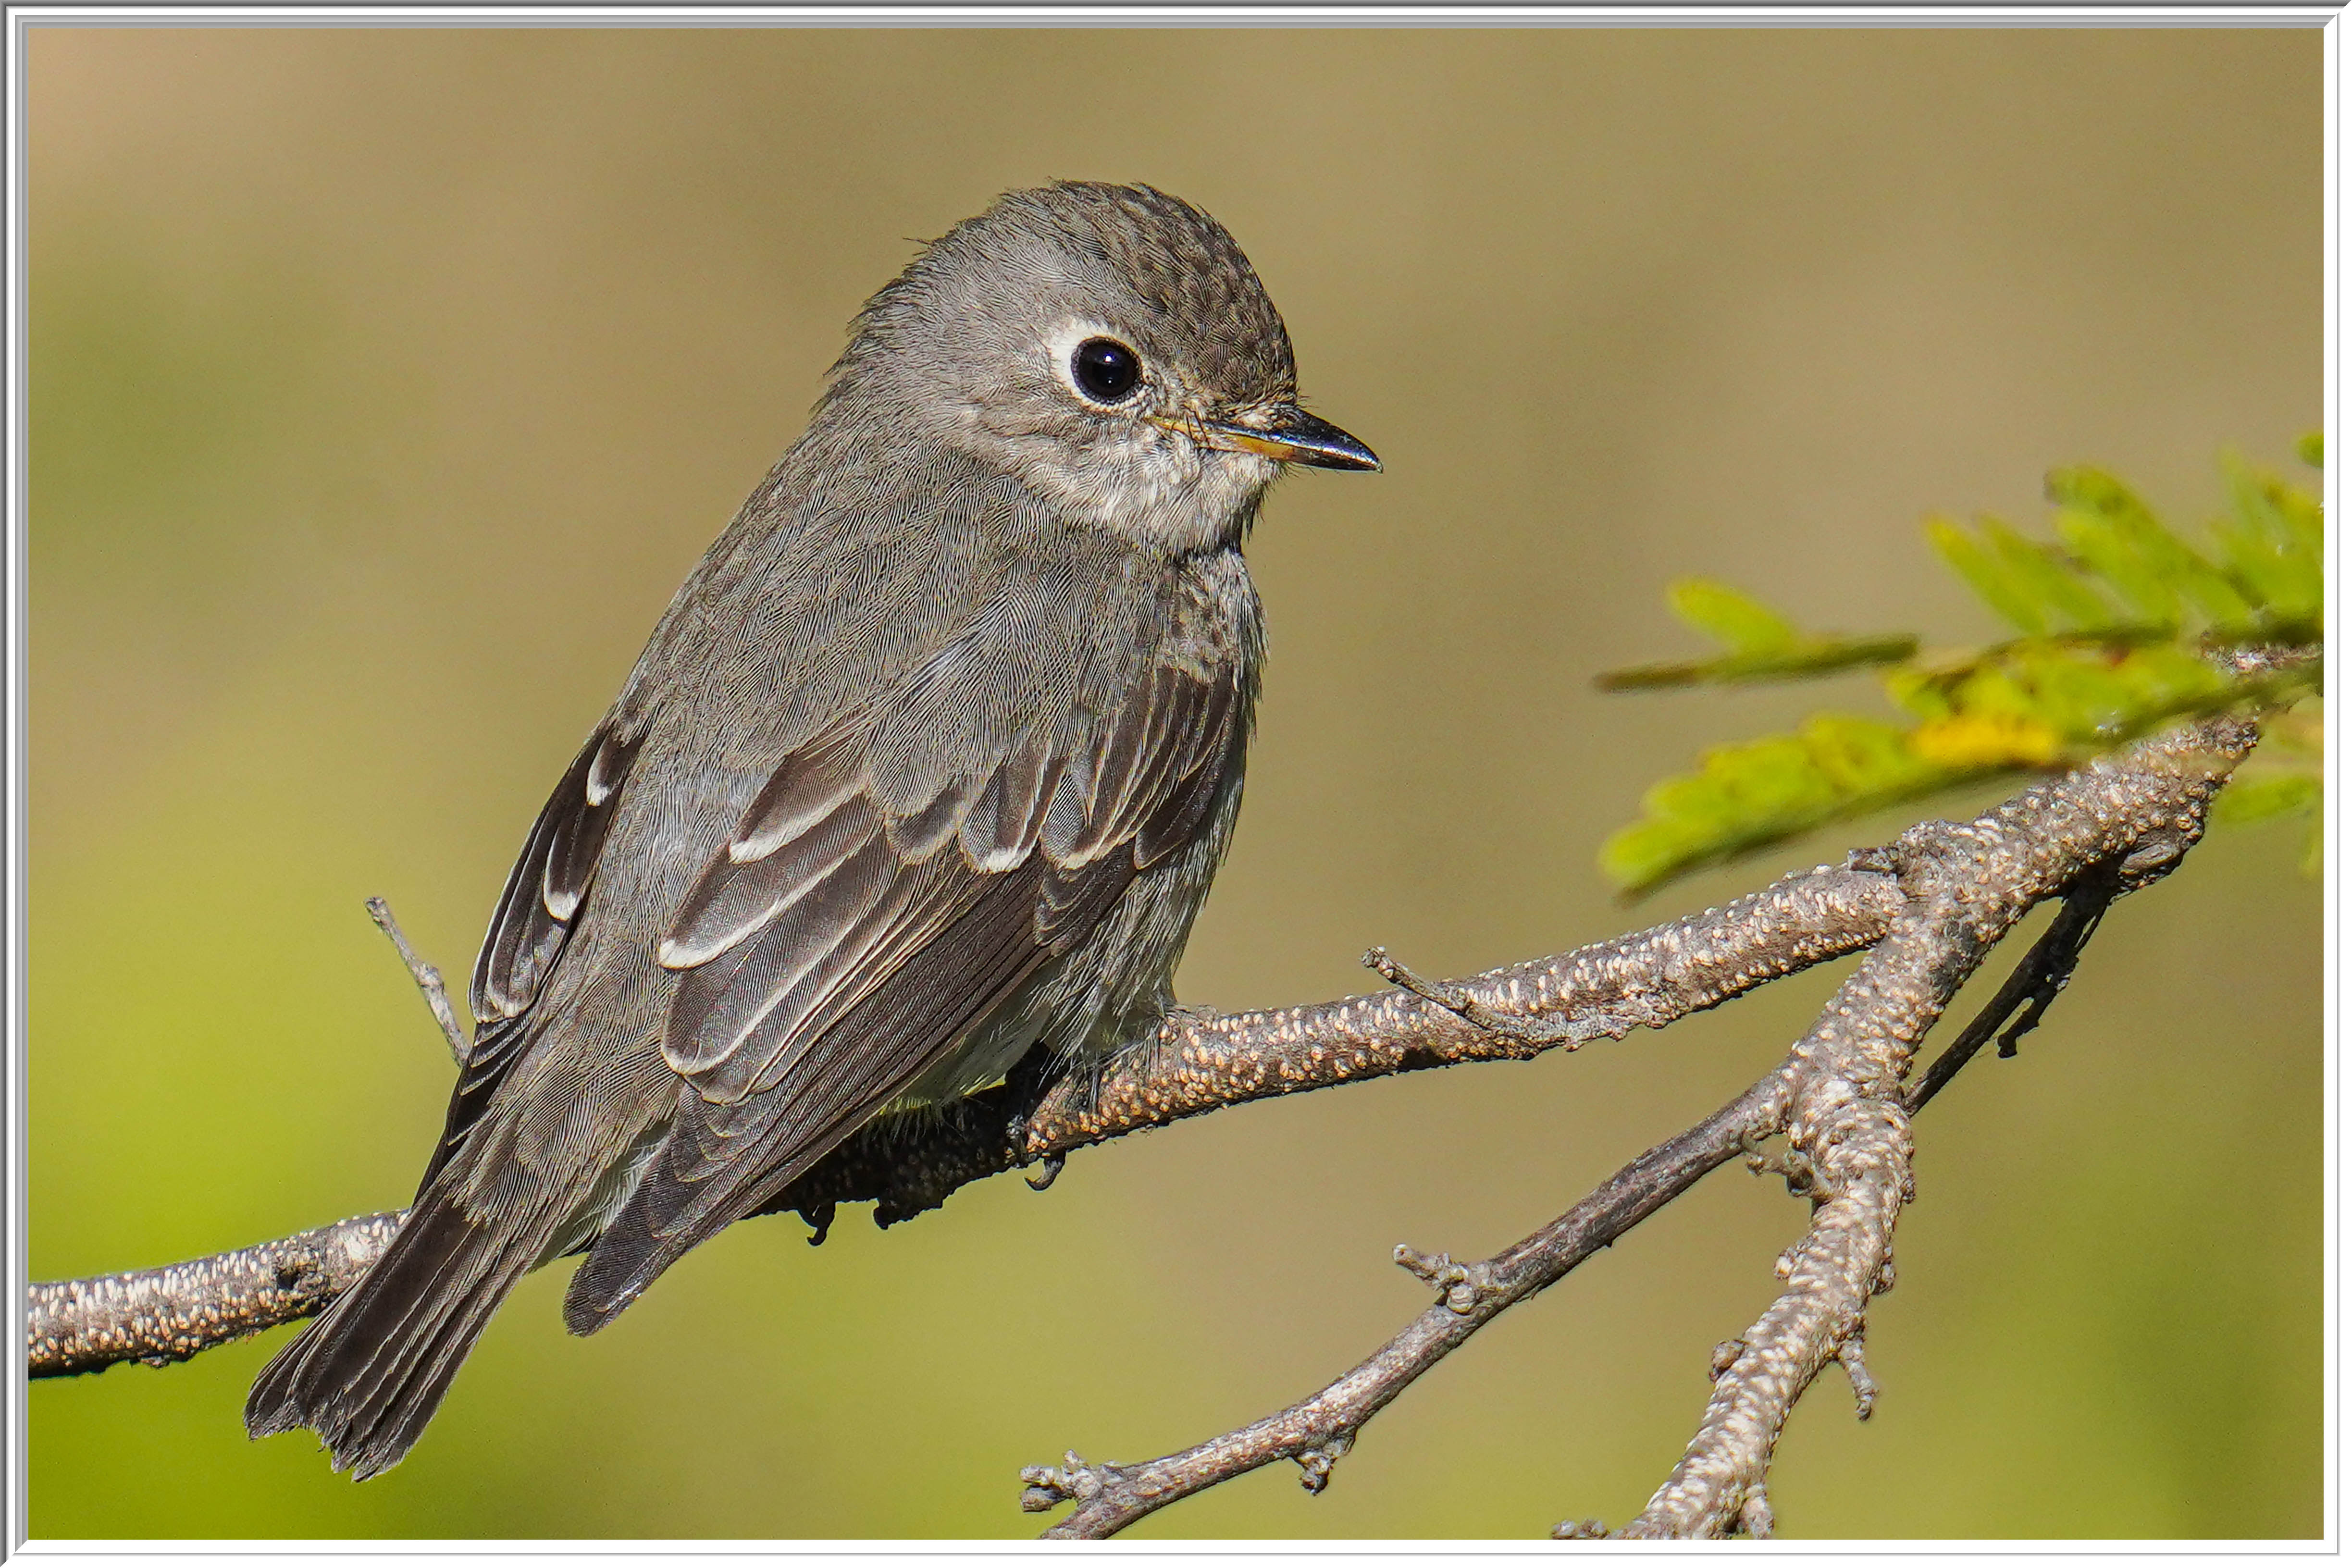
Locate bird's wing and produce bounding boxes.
[562,638,1244,1329]
[416,723,646,1194]
[471,724,649,1026]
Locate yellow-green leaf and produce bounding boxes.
[1666,578,1799,654]
[1928,517,2046,634]
[2211,770,2321,826]
[1909,712,2064,769]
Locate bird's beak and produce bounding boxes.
[1191,404,1381,471]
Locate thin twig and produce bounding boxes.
[1903,873,2117,1115]
[1362,945,1585,1049]
[1021,1076,1792,1537]
[365,896,468,1064]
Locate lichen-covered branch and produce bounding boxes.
[1019,711,2261,1541]
[29,1212,407,1379]
[1015,861,1894,1149]
[23,704,2272,1546]
[28,863,1901,1380]
[1618,713,2257,1538]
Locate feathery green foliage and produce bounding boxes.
[1601,444,2325,897]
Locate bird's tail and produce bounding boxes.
[244,1184,550,1479]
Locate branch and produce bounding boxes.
[29,863,1902,1377]
[1021,1075,1793,1536]
[1616,714,2252,1539]
[1014,711,2260,1539]
[1014,863,1900,1151]
[22,705,2266,1543]
[29,1212,406,1379]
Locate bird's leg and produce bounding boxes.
[997,1041,1070,1189]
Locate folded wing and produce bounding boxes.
[418,723,645,1195]
[562,642,1243,1331]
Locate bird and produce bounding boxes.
[243,181,1378,1478]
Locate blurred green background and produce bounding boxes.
[28,25,2320,1541]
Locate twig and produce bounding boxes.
[1362,945,1584,1049]
[1835,1335,1878,1421]
[1903,873,2117,1115]
[365,896,468,1064]
[1021,1075,1792,1537]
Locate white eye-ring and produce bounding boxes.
[1048,321,1146,405]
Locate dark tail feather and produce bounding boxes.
[561,1134,732,1337]
[562,1105,826,1337]
[245,1187,545,1479]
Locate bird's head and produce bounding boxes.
[830,181,1378,555]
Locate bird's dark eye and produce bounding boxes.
[1071,337,1142,403]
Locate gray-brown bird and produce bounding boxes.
[246,181,1377,1477]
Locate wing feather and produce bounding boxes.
[471,725,644,1023]
[657,792,879,971]
[1139,677,1242,867]
[959,722,1059,872]
[564,647,1246,1329]
[561,858,1066,1331]
[730,722,864,862]
[430,722,644,1192]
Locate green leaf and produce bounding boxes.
[2211,514,2322,620]
[1666,578,1799,653]
[1804,713,1932,794]
[1595,632,1917,690]
[2052,508,2181,627]
[1881,662,1958,723]
[2212,457,2323,619]
[1602,715,1954,895]
[2045,466,2251,626]
[1929,515,2126,634]
[1596,578,1914,689]
[2296,431,2323,469]
[2007,645,2166,742]
[1599,441,2319,898]
[2043,465,2143,517]
[1946,659,2045,727]
[1928,517,2047,634]
[1987,519,2125,631]
[2210,769,2321,826]
[2264,470,2324,555]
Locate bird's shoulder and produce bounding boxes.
[465,441,1260,1032]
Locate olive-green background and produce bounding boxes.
[27,25,2322,1541]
